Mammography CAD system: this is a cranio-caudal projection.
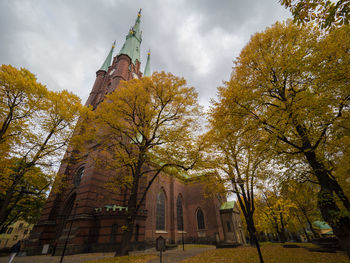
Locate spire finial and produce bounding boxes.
[99,42,115,72]
[119,10,143,65]
[144,49,151,77]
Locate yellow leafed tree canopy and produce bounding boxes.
[76,71,202,188]
[0,65,83,231]
[74,72,203,255]
[215,20,350,254]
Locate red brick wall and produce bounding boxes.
[144,173,224,244]
[27,52,225,255]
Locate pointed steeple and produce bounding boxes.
[119,9,142,64]
[99,41,116,72]
[144,50,151,76]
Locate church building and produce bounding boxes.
[26,10,245,255]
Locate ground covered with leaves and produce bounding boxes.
[83,254,157,263]
[178,243,349,263]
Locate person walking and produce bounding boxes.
[8,240,21,263]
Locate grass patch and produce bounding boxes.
[82,254,157,263]
[178,243,349,263]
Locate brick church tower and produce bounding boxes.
[26,10,245,255]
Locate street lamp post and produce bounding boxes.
[60,203,78,263]
[181,221,184,251]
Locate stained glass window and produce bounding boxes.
[177,195,184,231]
[74,167,84,187]
[197,208,205,230]
[156,191,166,230]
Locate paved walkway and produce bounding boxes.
[146,247,215,263]
[0,246,214,263]
[0,252,115,263]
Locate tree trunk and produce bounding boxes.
[115,167,141,256]
[318,186,350,257]
[0,182,17,227]
[234,181,264,263]
[302,210,318,238]
[279,211,287,242]
[115,217,135,256]
[247,220,264,263]
[302,227,311,242]
[303,150,350,257]
[0,162,28,228]
[277,230,286,243]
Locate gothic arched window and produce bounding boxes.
[74,167,85,187]
[156,191,166,230]
[196,208,205,230]
[176,194,184,231]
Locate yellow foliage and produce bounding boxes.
[75,71,202,193]
[73,72,202,251]
[0,64,83,228]
[215,21,350,238]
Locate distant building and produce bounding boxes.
[220,201,245,244]
[0,221,33,249]
[26,10,245,255]
[313,220,334,237]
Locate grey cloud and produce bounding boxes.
[0,0,290,107]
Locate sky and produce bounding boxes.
[0,0,291,109]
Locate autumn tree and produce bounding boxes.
[218,21,350,255]
[255,187,296,242]
[0,163,49,232]
[76,72,201,256]
[205,109,273,263]
[0,65,82,231]
[280,0,349,29]
[255,181,320,242]
[280,180,320,239]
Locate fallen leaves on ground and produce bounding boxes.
[178,243,349,263]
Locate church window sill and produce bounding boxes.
[155,230,168,234]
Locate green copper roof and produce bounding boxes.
[143,50,151,76]
[313,220,332,230]
[119,9,142,65]
[220,201,235,210]
[99,41,115,72]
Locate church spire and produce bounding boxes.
[144,50,151,76]
[99,41,116,72]
[119,9,142,65]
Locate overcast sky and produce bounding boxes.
[0,0,291,108]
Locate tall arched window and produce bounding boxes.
[176,194,184,231]
[196,208,205,230]
[74,166,85,187]
[156,191,166,230]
